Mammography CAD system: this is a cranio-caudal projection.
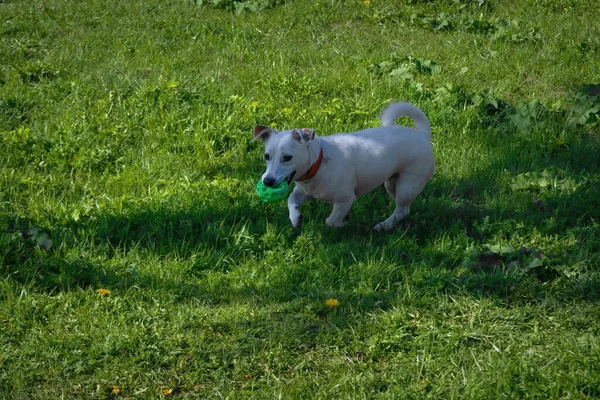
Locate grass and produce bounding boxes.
[1,0,600,398]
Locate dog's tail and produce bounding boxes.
[380,102,431,137]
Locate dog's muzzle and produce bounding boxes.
[263,172,296,187]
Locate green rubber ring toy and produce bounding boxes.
[256,179,290,202]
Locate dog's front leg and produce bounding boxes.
[326,197,355,228]
[288,188,312,228]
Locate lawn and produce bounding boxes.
[1,0,600,398]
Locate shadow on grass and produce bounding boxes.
[3,183,599,311]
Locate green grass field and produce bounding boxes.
[1,0,600,398]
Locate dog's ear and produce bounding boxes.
[291,128,315,144]
[253,125,272,142]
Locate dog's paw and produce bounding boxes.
[373,222,393,232]
[325,217,346,228]
[292,214,303,229]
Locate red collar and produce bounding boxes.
[295,147,324,182]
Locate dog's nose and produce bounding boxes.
[263,177,276,187]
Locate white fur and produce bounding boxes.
[253,102,435,231]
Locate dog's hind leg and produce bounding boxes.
[384,173,399,199]
[374,174,425,232]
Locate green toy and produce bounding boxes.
[256,179,291,202]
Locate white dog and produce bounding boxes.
[253,102,435,231]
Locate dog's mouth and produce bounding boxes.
[285,171,296,184]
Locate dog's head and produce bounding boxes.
[253,125,315,187]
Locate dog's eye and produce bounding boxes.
[264,153,270,161]
[281,155,293,162]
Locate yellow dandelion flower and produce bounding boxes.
[163,388,173,396]
[325,298,340,308]
[96,288,111,296]
[111,385,121,395]
[363,0,371,4]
